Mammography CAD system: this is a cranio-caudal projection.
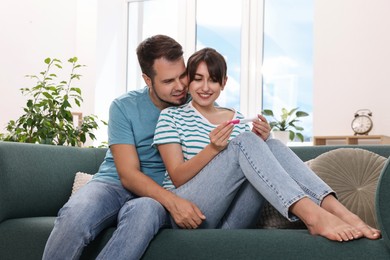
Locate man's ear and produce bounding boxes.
[221,76,228,90]
[142,74,152,87]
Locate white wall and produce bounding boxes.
[314,0,390,137]
[0,0,78,132]
[1,0,390,145]
[0,0,127,145]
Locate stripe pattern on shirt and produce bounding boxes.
[153,103,250,189]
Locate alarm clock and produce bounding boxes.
[351,109,373,135]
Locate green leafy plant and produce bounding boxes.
[1,57,105,146]
[262,107,309,142]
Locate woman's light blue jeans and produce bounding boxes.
[43,132,333,259]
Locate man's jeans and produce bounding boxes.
[43,132,332,259]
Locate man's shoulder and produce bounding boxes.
[111,87,150,109]
[115,87,147,101]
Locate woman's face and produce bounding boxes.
[189,61,225,109]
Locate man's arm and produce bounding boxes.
[110,144,206,229]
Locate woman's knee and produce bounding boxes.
[266,137,286,149]
[234,132,255,142]
[233,132,264,146]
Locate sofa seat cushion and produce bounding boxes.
[142,229,390,260]
[0,217,55,260]
[0,217,116,260]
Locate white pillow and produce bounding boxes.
[71,172,93,196]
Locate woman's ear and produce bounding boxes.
[221,76,228,90]
[142,74,152,87]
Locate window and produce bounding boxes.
[126,0,313,142]
[196,0,242,111]
[127,0,181,91]
[262,0,314,140]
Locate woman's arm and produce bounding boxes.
[158,121,234,188]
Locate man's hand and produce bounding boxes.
[252,114,271,140]
[167,194,206,229]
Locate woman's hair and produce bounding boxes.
[136,35,183,79]
[187,48,227,85]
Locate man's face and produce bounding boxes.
[144,57,188,110]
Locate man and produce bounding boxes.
[43,35,270,259]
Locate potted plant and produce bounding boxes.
[1,57,105,147]
[262,107,309,143]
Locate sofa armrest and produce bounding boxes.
[376,157,390,248]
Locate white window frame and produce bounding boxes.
[125,0,265,118]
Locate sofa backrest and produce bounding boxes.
[0,142,107,223]
[1,141,390,225]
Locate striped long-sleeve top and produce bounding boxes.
[153,101,250,189]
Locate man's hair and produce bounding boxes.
[136,35,183,79]
[186,47,227,86]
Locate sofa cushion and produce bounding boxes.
[309,148,386,228]
[142,229,390,260]
[71,172,93,196]
[0,217,55,260]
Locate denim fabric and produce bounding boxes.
[173,132,333,223]
[218,181,265,229]
[42,180,168,260]
[43,132,333,259]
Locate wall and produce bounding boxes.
[313,0,390,137]
[0,0,78,133]
[1,0,389,145]
[0,0,127,145]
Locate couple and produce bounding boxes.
[43,35,380,259]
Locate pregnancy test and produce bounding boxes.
[229,116,258,125]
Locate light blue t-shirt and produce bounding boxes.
[93,87,167,185]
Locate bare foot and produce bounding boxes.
[340,214,381,240]
[304,209,361,242]
[290,198,360,242]
[321,195,381,240]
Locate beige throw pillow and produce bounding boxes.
[71,172,93,196]
[309,148,386,228]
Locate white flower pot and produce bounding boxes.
[272,131,290,144]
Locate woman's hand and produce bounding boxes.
[209,121,234,152]
[252,114,271,141]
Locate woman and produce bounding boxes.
[153,48,380,241]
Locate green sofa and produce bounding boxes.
[1,141,390,259]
